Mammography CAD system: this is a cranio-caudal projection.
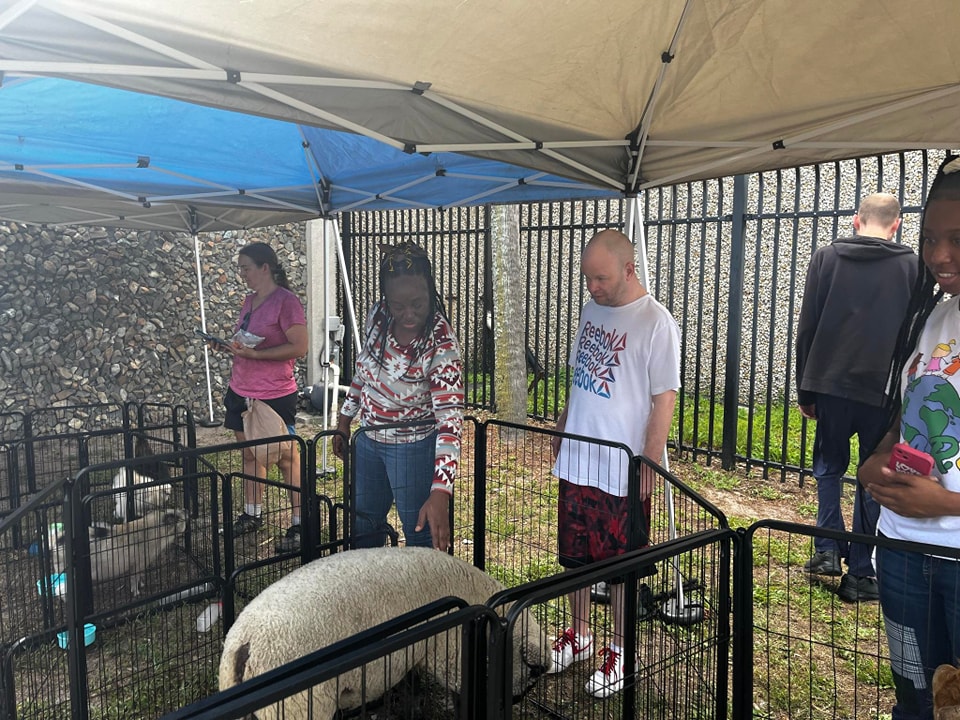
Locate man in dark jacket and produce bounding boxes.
[796,192,917,603]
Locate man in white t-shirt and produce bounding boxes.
[546,229,681,698]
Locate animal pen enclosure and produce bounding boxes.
[0,404,946,719]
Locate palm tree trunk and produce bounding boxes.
[490,204,527,438]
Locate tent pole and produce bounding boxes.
[329,218,363,354]
[628,196,699,623]
[316,220,336,474]
[193,232,219,427]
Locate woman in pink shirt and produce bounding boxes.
[218,242,307,552]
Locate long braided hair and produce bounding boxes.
[368,242,449,374]
[881,154,960,433]
[239,242,292,290]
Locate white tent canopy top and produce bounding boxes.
[1,0,959,231]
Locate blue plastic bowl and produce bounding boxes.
[57,623,96,650]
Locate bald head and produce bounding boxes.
[854,193,902,239]
[581,229,644,306]
[585,229,636,265]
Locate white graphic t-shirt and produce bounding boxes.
[879,296,960,548]
[553,295,681,496]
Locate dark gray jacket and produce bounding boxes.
[795,235,918,407]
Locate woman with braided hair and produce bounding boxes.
[859,155,960,719]
[333,242,464,551]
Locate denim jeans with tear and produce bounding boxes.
[876,543,960,720]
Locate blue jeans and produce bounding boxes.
[811,393,885,577]
[353,431,436,548]
[877,543,960,720]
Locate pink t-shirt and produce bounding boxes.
[228,287,306,399]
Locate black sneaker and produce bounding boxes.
[277,524,302,553]
[837,574,879,603]
[803,550,842,576]
[232,512,263,536]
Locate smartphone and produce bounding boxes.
[888,442,934,476]
[194,329,229,346]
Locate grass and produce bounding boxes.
[676,396,862,478]
[465,369,571,419]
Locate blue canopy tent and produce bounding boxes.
[0,74,618,424]
[0,76,616,232]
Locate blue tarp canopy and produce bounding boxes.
[0,76,615,232]
[1,0,959,231]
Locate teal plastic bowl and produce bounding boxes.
[37,573,66,597]
[57,623,96,649]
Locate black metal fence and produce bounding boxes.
[2,404,954,719]
[341,150,949,481]
[0,403,347,720]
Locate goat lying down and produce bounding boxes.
[52,508,187,596]
[219,547,549,720]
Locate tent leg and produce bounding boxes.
[193,233,220,428]
[317,219,342,474]
[329,219,363,354]
[630,203,702,623]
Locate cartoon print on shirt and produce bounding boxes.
[903,338,960,473]
[907,352,924,383]
[925,340,955,373]
[945,353,960,377]
[572,320,627,399]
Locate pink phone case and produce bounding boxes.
[888,442,934,476]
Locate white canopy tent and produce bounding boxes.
[2,0,959,216]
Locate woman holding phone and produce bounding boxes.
[859,155,960,720]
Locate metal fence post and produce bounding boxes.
[731,527,753,719]
[721,175,748,470]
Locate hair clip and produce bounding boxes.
[379,242,427,272]
[943,157,960,175]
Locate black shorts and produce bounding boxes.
[224,388,298,433]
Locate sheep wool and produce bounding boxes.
[219,547,549,719]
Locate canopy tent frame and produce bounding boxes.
[6,0,960,230]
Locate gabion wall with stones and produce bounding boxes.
[0,222,307,418]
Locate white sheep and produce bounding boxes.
[219,547,549,719]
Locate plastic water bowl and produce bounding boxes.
[36,573,66,597]
[57,623,96,650]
